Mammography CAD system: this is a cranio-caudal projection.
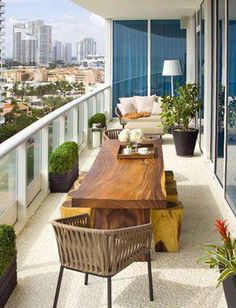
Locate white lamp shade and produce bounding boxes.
[162,60,182,76]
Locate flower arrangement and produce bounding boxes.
[118,128,143,144]
[199,219,236,286]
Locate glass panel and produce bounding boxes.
[0,150,17,220]
[78,104,84,146]
[65,110,73,141]
[27,131,41,186]
[151,20,186,96]
[215,0,226,185]
[88,98,93,118]
[196,4,206,152]
[48,118,60,154]
[226,0,236,214]
[113,20,148,116]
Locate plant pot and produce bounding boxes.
[49,162,78,193]
[0,258,17,307]
[172,129,199,156]
[219,267,236,308]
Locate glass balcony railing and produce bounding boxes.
[0,84,111,230]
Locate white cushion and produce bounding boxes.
[117,97,137,115]
[152,102,162,115]
[135,95,155,113]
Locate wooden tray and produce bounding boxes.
[117,144,156,159]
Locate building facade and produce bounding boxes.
[0,0,5,101]
[13,20,52,66]
[52,41,63,63]
[77,37,97,63]
[63,42,72,65]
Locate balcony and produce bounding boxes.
[3,120,236,308]
[1,0,236,307]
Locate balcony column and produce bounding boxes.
[17,142,27,227]
[105,19,112,117]
[41,126,49,195]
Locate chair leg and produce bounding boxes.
[84,273,89,285]
[107,276,112,308]
[147,252,154,301]
[53,266,64,308]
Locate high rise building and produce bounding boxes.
[63,42,72,65]
[38,24,52,66]
[53,41,63,63]
[13,22,26,63]
[21,33,37,65]
[13,20,52,66]
[77,37,96,63]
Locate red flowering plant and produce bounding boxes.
[199,219,236,286]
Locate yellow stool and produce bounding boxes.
[151,201,184,252]
[60,172,91,222]
[165,179,177,189]
[165,170,174,181]
[166,187,178,202]
[60,200,91,219]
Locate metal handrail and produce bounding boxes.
[0,84,110,158]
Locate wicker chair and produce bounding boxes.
[103,128,122,141]
[52,214,153,308]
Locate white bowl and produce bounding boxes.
[138,147,148,155]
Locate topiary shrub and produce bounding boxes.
[0,225,16,276]
[88,113,106,128]
[49,141,78,175]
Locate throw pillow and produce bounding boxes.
[152,102,162,115]
[117,97,137,115]
[135,95,156,113]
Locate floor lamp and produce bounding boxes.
[162,60,182,96]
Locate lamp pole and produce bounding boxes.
[171,75,174,97]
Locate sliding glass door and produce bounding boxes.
[215,0,226,185]
[151,20,186,96]
[226,0,236,214]
[113,21,148,116]
[196,2,206,152]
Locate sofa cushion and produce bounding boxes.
[152,102,162,115]
[135,95,156,113]
[126,121,164,135]
[117,97,136,115]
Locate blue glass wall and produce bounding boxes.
[151,20,186,96]
[226,7,236,215]
[113,21,148,116]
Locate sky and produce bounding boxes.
[5,0,106,58]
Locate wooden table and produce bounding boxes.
[72,139,167,229]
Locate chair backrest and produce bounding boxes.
[52,214,152,276]
[103,129,122,141]
[115,106,122,118]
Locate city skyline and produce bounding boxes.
[5,0,105,58]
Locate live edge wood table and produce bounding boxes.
[72,139,167,230]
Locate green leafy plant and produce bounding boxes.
[49,141,78,175]
[0,225,16,276]
[161,83,201,132]
[88,113,106,129]
[199,219,236,286]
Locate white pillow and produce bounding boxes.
[117,103,134,116]
[134,95,156,109]
[152,102,162,115]
[135,95,155,113]
[117,97,136,115]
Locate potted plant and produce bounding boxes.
[161,83,201,156]
[0,225,17,307]
[199,219,236,308]
[49,141,79,192]
[88,113,107,147]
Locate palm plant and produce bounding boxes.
[199,219,236,286]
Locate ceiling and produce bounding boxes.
[71,0,201,19]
